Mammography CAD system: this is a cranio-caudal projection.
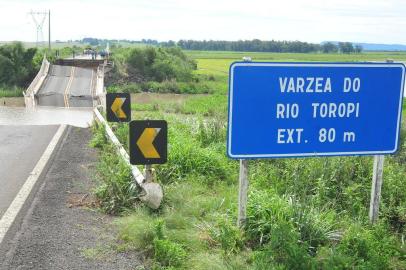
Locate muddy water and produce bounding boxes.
[0,93,202,128]
[0,107,93,128]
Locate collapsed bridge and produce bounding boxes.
[24,57,106,108]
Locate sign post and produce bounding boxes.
[227,62,405,226]
[237,159,249,227]
[369,155,385,223]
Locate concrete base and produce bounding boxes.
[139,182,163,210]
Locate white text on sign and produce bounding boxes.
[276,77,361,144]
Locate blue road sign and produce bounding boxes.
[227,62,405,159]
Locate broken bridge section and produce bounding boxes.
[36,64,95,108]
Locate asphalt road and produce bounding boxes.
[0,127,141,269]
[37,65,94,107]
[0,125,59,218]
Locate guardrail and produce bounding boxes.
[93,106,163,209]
[94,64,106,108]
[24,55,50,108]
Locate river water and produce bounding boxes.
[0,106,94,128]
[0,93,203,128]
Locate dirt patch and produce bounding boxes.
[66,192,100,208]
[0,97,25,107]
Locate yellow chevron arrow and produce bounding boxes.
[111,97,127,118]
[136,128,161,158]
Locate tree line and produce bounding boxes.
[0,42,41,87]
[81,38,363,54]
[168,40,362,54]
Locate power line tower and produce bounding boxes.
[29,10,51,50]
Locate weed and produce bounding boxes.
[93,142,138,214]
[208,216,244,254]
[153,239,187,268]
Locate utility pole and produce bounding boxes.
[48,10,51,51]
[29,10,48,48]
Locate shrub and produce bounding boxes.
[208,217,244,254]
[110,46,196,86]
[315,247,353,270]
[120,83,142,93]
[0,42,38,87]
[252,221,314,270]
[335,223,403,269]
[153,239,187,268]
[196,116,226,147]
[93,144,138,214]
[89,122,107,148]
[246,189,339,255]
[250,157,372,217]
[152,219,187,268]
[156,137,232,185]
[246,190,294,247]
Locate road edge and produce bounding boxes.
[0,125,67,245]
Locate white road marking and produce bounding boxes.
[0,125,67,245]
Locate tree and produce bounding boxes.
[0,42,37,86]
[338,42,354,54]
[354,45,363,53]
[321,42,338,53]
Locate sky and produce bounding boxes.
[0,0,405,44]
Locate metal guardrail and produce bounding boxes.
[93,106,163,209]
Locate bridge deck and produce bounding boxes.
[36,65,95,108]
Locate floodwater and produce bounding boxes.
[0,93,202,128]
[0,106,93,128]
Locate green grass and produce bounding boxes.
[96,98,406,269]
[186,50,406,61]
[92,49,406,269]
[190,50,406,80]
[0,86,24,97]
[131,94,227,117]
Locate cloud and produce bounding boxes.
[0,0,405,44]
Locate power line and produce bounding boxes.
[28,10,51,50]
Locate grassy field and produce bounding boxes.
[91,50,406,269]
[191,51,406,80]
[186,50,406,61]
[0,86,24,98]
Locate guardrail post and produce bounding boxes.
[237,159,249,227]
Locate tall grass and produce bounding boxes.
[0,86,24,97]
[94,104,406,268]
[92,50,406,269]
